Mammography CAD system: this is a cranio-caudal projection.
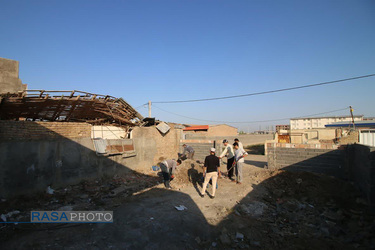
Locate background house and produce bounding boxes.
[290,115,363,130]
[183,124,238,137]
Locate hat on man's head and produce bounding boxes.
[210,148,216,152]
[223,139,228,143]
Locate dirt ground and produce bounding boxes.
[1,154,375,249]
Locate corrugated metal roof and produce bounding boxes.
[325,120,375,127]
[183,125,209,131]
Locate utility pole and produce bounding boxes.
[349,106,355,130]
[148,101,152,118]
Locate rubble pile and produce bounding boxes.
[0,171,159,225]
[171,160,204,189]
[215,170,375,249]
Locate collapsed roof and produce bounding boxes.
[0,90,144,126]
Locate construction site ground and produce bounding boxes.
[1,154,375,249]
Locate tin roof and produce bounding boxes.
[325,120,375,127]
[183,125,209,131]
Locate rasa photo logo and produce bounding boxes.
[31,211,113,223]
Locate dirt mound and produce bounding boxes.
[171,159,204,189]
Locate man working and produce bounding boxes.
[233,142,248,184]
[219,139,235,181]
[182,144,195,159]
[201,148,220,199]
[160,159,182,189]
[234,138,244,150]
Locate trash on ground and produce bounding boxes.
[175,205,187,211]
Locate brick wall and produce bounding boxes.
[267,143,345,178]
[0,121,91,140]
[340,130,359,145]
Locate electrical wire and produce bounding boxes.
[152,74,375,104]
[134,104,147,110]
[152,105,350,124]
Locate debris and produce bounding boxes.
[220,234,231,245]
[250,241,261,247]
[26,164,35,174]
[175,205,187,211]
[236,232,244,240]
[80,194,89,199]
[57,206,73,211]
[195,236,201,244]
[238,201,268,218]
[0,211,20,222]
[322,210,340,221]
[156,122,170,134]
[46,186,54,195]
[109,186,127,197]
[356,197,367,205]
[212,242,217,247]
[133,186,155,196]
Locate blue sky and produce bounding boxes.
[1,0,374,131]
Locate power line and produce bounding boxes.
[153,104,349,124]
[152,74,375,104]
[134,104,147,110]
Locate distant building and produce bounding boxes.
[253,130,273,135]
[276,125,290,133]
[290,115,363,130]
[183,124,238,137]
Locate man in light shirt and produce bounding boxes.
[219,139,235,181]
[234,138,244,150]
[160,159,182,189]
[233,142,248,184]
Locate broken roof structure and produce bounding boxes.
[0,90,144,126]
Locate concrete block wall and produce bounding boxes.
[346,144,375,210]
[184,134,273,147]
[267,143,345,178]
[266,142,375,210]
[132,126,182,165]
[179,141,216,162]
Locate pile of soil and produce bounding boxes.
[171,159,204,189]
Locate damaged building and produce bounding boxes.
[0,57,182,198]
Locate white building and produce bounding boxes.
[290,115,363,130]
